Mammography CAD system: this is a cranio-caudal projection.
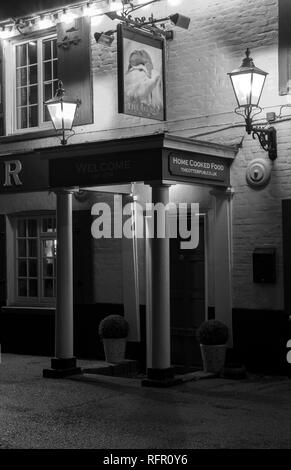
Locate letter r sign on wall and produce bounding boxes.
[0,155,49,194]
[3,160,23,187]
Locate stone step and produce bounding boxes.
[83,359,139,378]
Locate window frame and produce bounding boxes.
[4,29,58,136]
[7,212,57,308]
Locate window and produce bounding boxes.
[6,35,58,132]
[13,215,56,305]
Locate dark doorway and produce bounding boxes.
[170,215,205,369]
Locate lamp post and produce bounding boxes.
[45,80,79,145]
[228,49,277,160]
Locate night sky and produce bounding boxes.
[0,0,82,20]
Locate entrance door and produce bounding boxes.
[170,216,205,368]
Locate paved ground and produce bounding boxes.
[0,354,291,449]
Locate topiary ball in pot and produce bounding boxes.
[196,320,228,345]
[196,320,229,374]
[99,315,129,363]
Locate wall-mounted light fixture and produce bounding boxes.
[0,1,174,41]
[38,14,54,30]
[94,30,115,45]
[45,81,80,145]
[0,26,15,39]
[228,49,277,160]
[59,8,78,24]
[105,0,190,38]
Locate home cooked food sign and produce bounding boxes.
[168,152,229,185]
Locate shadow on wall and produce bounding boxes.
[186,0,277,50]
[0,304,124,358]
[0,304,147,372]
[233,308,290,374]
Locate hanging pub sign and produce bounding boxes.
[117,24,166,121]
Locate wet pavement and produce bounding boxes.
[0,354,290,449]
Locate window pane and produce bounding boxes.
[16,88,27,107]
[42,218,56,233]
[42,239,56,258]
[28,106,38,128]
[18,239,27,257]
[16,68,27,87]
[17,219,27,237]
[29,259,37,277]
[28,239,37,257]
[18,279,27,297]
[44,61,52,82]
[28,42,37,64]
[44,82,53,101]
[29,279,38,297]
[44,278,54,297]
[43,40,52,61]
[52,61,58,80]
[29,65,37,85]
[17,107,27,129]
[28,85,38,105]
[53,80,58,95]
[52,40,57,58]
[43,106,50,122]
[27,219,37,237]
[43,258,54,277]
[18,260,27,277]
[16,44,27,67]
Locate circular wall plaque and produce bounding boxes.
[246,158,271,188]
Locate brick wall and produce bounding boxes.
[1,0,289,311]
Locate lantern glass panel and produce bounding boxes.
[46,101,76,130]
[62,102,77,129]
[251,73,266,106]
[46,102,61,130]
[231,71,266,107]
[231,72,252,107]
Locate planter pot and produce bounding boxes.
[200,344,227,373]
[103,338,127,363]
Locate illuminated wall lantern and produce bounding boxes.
[45,81,80,145]
[228,49,277,160]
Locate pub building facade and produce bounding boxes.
[0,0,290,384]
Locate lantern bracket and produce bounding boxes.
[234,106,277,160]
[252,126,277,161]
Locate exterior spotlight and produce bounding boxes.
[38,15,54,29]
[106,11,119,21]
[94,31,115,46]
[106,9,190,35]
[0,26,14,39]
[85,3,103,17]
[59,9,77,24]
[169,13,190,30]
[228,49,277,160]
[45,80,80,146]
[110,0,125,11]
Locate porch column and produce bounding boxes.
[143,184,179,387]
[211,187,234,346]
[122,194,141,342]
[43,190,80,378]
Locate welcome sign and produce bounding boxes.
[49,149,162,187]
